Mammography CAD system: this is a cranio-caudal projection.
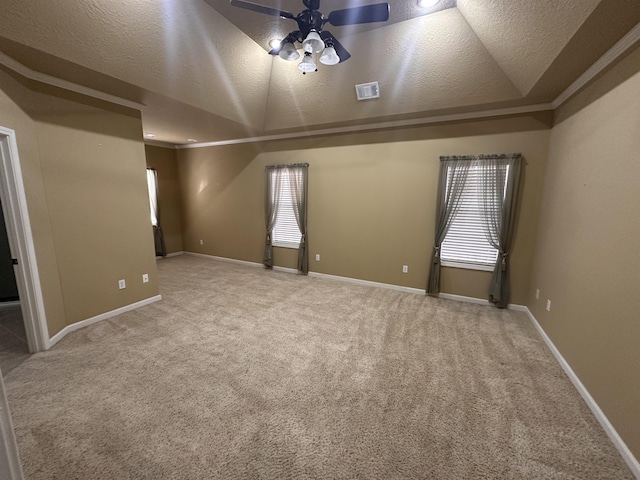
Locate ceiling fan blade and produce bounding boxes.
[327,3,389,26]
[229,0,294,20]
[320,31,351,63]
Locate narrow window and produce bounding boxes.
[272,169,302,249]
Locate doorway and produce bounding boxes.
[0,126,49,357]
[0,195,28,375]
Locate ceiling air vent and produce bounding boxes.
[355,82,380,101]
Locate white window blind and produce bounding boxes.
[440,164,509,270]
[272,170,302,248]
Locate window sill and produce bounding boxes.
[441,260,495,272]
[273,242,299,249]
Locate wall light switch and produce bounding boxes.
[118,279,126,290]
[402,265,408,273]
[142,274,149,283]
[535,288,540,299]
[199,239,204,245]
[546,299,551,311]
[315,254,320,261]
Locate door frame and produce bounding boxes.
[0,370,24,480]
[0,126,49,352]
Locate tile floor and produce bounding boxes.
[0,304,29,376]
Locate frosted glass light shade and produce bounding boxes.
[298,53,317,74]
[319,46,340,65]
[302,30,324,53]
[279,42,300,61]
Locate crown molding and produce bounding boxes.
[144,140,178,149]
[177,103,554,149]
[552,22,640,108]
[0,51,145,111]
[4,19,639,148]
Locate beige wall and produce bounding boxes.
[145,145,183,254]
[0,68,159,336]
[178,114,551,305]
[528,47,640,459]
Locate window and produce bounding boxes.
[272,169,302,248]
[146,168,159,227]
[146,168,166,257]
[440,164,509,270]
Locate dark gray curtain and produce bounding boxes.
[477,154,522,308]
[288,164,309,274]
[426,157,472,295]
[146,169,166,257]
[263,166,284,268]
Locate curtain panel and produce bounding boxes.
[426,154,522,308]
[264,163,309,273]
[288,164,309,274]
[263,166,284,268]
[146,168,166,257]
[426,157,472,295]
[481,154,522,308]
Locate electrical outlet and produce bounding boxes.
[142,274,149,283]
[199,239,204,245]
[118,279,126,290]
[535,288,540,299]
[402,265,408,273]
[315,254,320,261]
[546,299,551,311]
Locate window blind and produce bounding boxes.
[440,164,508,268]
[272,170,302,248]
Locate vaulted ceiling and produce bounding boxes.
[1,0,640,146]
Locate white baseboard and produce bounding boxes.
[182,252,529,303]
[157,251,184,259]
[186,252,304,275]
[47,295,162,348]
[0,301,20,309]
[308,271,426,295]
[185,251,263,268]
[525,308,640,478]
[437,292,527,312]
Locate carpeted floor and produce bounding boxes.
[3,255,634,479]
[0,305,29,376]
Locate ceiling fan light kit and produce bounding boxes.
[229,0,390,74]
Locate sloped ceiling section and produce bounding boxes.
[0,0,272,136]
[263,8,522,131]
[457,0,601,96]
[0,0,639,145]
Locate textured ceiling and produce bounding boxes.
[1,0,640,145]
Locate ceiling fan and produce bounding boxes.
[229,0,390,72]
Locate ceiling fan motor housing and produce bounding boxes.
[303,0,321,11]
[229,0,391,64]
